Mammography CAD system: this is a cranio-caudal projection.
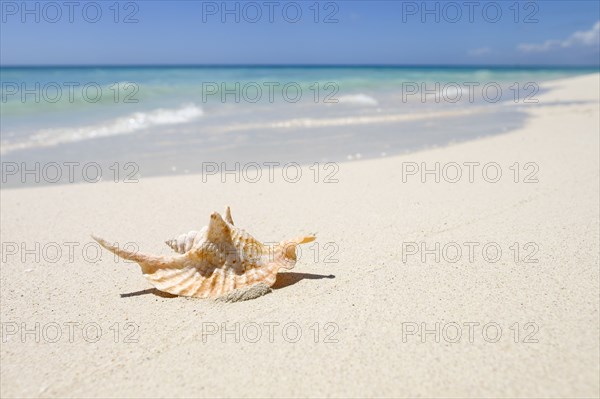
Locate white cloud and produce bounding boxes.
[468,47,492,56]
[518,21,600,52]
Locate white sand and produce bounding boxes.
[1,74,598,398]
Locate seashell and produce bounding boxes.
[92,207,315,302]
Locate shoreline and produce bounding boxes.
[2,70,595,160]
[2,72,597,190]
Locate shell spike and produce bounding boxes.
[289,235,316,245]
[91,234,169,274]
[207,212,230,242]
[224,206,234,225]
[275,235,317,269]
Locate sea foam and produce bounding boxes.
[1,104,203,155]
[337,94,379,106]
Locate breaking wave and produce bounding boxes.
[1,104,203,155]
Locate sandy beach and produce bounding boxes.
[1,73,598,398]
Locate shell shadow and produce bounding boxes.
[120,288,177,298]
[120,272,335,298]
[272,272,335,290]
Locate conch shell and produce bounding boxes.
[92,207,315,302]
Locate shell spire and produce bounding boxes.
[92,207,316,302]
[165,230,203,254]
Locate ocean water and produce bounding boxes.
[0,66,596,185]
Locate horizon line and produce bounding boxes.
[1,63,599,69]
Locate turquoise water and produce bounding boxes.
[2,66,594,115]
[0,66,596,185]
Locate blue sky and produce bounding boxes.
[1,1,599,66]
